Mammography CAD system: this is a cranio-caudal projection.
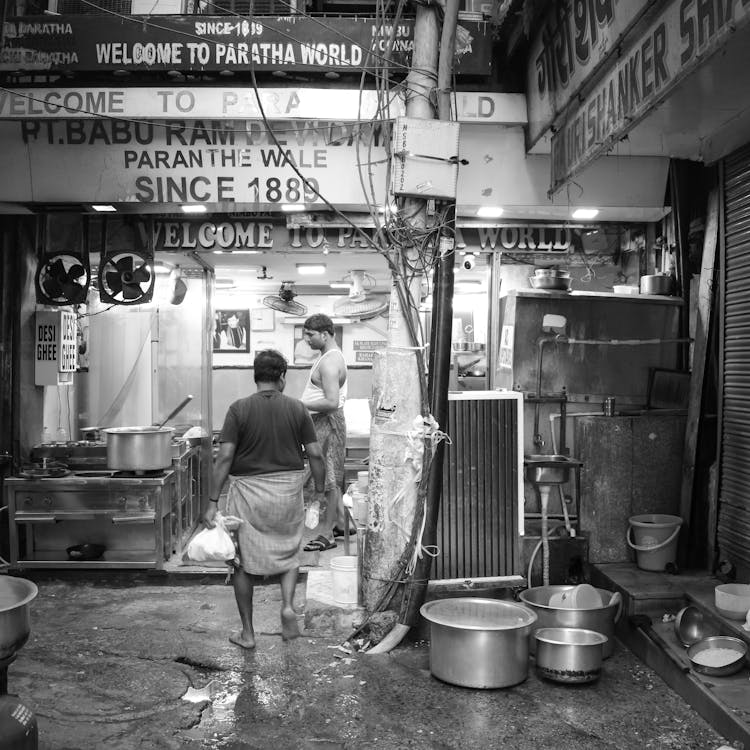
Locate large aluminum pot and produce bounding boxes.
[534,627,608,684]
[420,597,537,688]
[519,585,622,659]
[0,577,38,660]
[640,274,673,295]
[103,426,174,471]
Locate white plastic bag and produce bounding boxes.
[185,513,237,562]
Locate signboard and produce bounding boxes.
[146,220,578,253]
[35,310,77,386]
[0,118,504,208]
[526,0,656,146]
[353,339,386,363]
[0,87,522,125]
[459,225,574,253]
[550,0,750,193]
[0,15,491,76]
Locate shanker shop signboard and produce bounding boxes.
[0,15,490,76]
[549,0,750,193]
[526,0,656,147]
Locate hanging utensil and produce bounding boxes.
[156,395,193,429]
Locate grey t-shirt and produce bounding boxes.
[219,390,317,476]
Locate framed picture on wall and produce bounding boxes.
[293,324,343,365]
[213,310,250,353]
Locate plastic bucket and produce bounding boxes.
[330,555,359,605]
[627,514,682,571]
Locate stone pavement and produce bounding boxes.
[5,573,735,750]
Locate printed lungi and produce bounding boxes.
[227,469,305,575]
[312,408,346,492]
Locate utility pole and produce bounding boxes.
[361,0,461,645]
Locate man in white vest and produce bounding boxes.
[300,313,349,552]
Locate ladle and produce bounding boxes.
[156,394,193,429]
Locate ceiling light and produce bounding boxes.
[330,281,350,289]
[92,204,117,212]
[476,206,504,218]
[181,204,207,214]
[281,204,307,212]
[297,263,326,276]
[571,208,599,219]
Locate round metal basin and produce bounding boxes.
[0,576,38,661]
[524,454,573,484]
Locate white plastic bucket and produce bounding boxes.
[330,555,359,605]
[627,514,682,571]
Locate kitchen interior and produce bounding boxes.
[1,210,690,581]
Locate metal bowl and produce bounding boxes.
[67,543,106,561]
[534,627,608,684]
[534,267,570,279]
[674,606,706,647]
[687,635,748,677]
[529,276,572,291]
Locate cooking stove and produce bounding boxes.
[31,441,108,470]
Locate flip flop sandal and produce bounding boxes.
[303,535,337,552]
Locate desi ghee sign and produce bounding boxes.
[549,0,750,192]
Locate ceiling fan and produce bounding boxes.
[263,281,308,316]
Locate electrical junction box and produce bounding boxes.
[391,117,461,200]
[35,310,77,386]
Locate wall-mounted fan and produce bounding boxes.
[333,270,389,320]
[35,251,91,306]
[263,281,308,316]
[97,250,155,305]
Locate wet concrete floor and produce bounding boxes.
[7,575,735,750]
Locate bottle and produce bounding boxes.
[41,426,52,445]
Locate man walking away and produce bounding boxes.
[202,349,326,647]
[300,313,349,552]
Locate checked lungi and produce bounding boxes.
[226,469,306,576]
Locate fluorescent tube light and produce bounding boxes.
[476,206,504,218]
[297,264,326,276]
[571,208,599,219]
[281,204,307,212]
[181,205,207,214]
[92,204,117,212]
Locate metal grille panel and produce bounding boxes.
[433,394,520,579]
[719,143,750,577]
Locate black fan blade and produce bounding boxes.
[42,276,64,299]
[115,256,135,275]
[47,258,66,278]
[130,263,151,284]
[122,283,144,300]
[106,270,124,294]
[65,263,85,282]
[61,281,86,302]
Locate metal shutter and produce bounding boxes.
[718,143,750,577]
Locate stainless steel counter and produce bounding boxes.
[5,446,202,570]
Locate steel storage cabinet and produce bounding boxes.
[5,472,177,569]
[433,391,523,580]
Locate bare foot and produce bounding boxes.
[229,631,256,649]
[281,608,301,641]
